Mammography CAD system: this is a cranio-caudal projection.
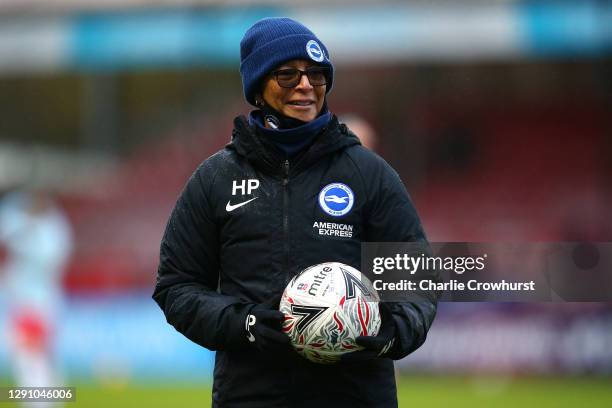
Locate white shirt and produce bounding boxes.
[0,192,72,315]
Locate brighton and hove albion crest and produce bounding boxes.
[306,40,325,62]
[318,183,354,217]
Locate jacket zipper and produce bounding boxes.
[283,159,290,276]
[283,159,296,396]
[283,159,295,398]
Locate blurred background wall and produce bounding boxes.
[0,0,611,400]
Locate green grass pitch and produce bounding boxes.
[1,376,611,407]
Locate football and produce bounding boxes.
[280,262,381,364]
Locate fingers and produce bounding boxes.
[258,325,291,345]
[379,302,395,324]
[379,302,393,314]
[355,335,384,350]
[256,309,285,325]
[340,349,378,363]
[261,292,283,309]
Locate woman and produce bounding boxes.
[153,17,438,408]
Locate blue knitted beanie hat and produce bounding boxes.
[240,17,334,106]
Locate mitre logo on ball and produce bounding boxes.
[280,262,381,364]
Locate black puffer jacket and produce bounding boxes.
[153,115,438,408]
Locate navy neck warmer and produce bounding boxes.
[248,106,332,158]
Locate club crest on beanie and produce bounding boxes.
[240,17,334,106]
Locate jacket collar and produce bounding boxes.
[228,114,361,176]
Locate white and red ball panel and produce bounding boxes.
[280,262,381,364]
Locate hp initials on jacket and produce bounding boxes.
[226,179,260,212]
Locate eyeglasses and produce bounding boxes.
[271,67,330,88]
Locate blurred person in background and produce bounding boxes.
[0,189,72,404]
[340,113,379,151]
[153,17,437,408]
